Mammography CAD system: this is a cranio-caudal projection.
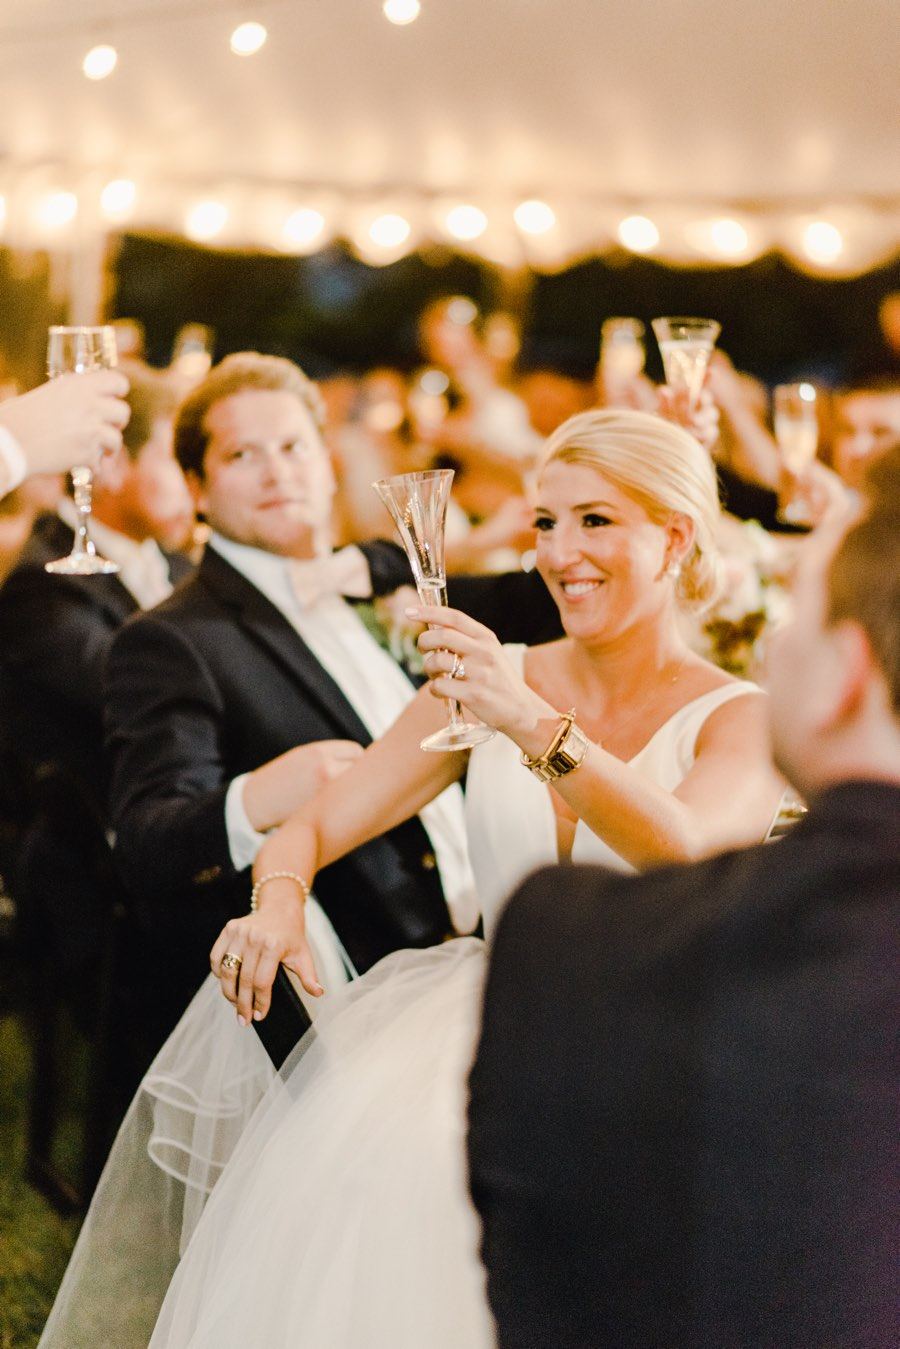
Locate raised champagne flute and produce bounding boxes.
[45,325,120,575]
[373,469,496,752]
[651,316,721,409]
[774,382,819,525]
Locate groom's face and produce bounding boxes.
[192,388,336,558]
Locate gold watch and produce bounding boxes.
[521,710,590,783]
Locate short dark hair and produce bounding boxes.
[828,441,900,712]
[173,352,325,478]
[119,360,179,460]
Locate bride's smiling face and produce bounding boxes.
[534,459,682,643]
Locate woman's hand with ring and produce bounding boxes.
[407,604,551,738]
[210,895,323,1026]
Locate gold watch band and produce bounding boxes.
[521,711,589,783]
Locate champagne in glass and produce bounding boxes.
[44,325,120,575]
[373,469,496,752]
[651,316,721,409]
[774,382,819,524]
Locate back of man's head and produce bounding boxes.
[119,360,179,461]
[173,352,324,479]
[827,442,900,715]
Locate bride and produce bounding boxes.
[41,409,784,1347]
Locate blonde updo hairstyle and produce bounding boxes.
[540,409,722,612]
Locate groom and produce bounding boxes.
[469,446,899,1348]
[104,351,556,1045]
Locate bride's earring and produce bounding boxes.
[665,560,682,581]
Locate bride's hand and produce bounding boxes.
[409,604,549,738]
[210,894,323,1025]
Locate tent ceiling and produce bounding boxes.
[1,0,898,201]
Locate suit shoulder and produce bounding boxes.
[492,847,766,977]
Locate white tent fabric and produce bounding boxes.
[0,0,898,270]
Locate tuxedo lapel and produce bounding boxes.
[198,547,373,744]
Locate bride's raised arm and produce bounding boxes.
[211,682,466,1020]
[413,604,784,870]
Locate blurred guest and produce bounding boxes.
[0,362,194,1065]
[829,378,900,490]
[470,447,900,1349]
[0,369,130,501]
[416,296,541,520]
[515,367,595,438]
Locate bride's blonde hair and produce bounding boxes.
[540,409,722,612]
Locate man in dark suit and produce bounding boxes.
[468,447,899,1348]
[104,352,556,1042]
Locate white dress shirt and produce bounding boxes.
[57,499,174,610]
[212,532,479,935]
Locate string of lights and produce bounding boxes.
[0,1,896,274]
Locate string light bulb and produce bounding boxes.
[617,214,660,253]
[383,0,421,24]
[282,207,326,251]
[185,201,228,242]
[82,44,118,80]
[369,213,411,247]
[444,204,487,241]
[803,220,843,265]
[36,191,78,231]
[100,178,137,221]
[230,22,268,56]
[514,199,556,235]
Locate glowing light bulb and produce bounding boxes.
[185,201,228,242]
[282,207,326,250]
[230,22,268,56]
[617,214,659,253]
[100,178,136,221]
[708,217,749,257]
[514,199,556,235]
[37,191,78,230]
[83,44,118,80]
[383,0,421,24]
[369,213,411,248]
[803,220,843,265]
[444,205,487,241]
[799,382,817,402]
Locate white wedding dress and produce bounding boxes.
[41,658,756,1349]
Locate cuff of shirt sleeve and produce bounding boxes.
[224,773,267,871]
[0,426,28,495]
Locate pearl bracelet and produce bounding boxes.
[250,870,311,913]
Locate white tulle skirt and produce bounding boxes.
[42,935,495,1349]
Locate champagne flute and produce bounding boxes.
[373,469,496,752]
[44,325,120,575]
[774,382,819,525]
[651,316,721,409]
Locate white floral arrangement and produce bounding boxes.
[692,518,793,677]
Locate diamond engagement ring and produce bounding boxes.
[220,952,243,973]
[450,654,466,680]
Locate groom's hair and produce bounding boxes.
[828,441,900,712]
[174,351,325,479]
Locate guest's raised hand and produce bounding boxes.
[243,739,364,833]
[410,604,548,738]
[0,369,131,476]
[211,886,323,1025]
[657,383,720,453]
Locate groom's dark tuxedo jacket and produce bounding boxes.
[468,781,899,1349]
[104,541,561,1034]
